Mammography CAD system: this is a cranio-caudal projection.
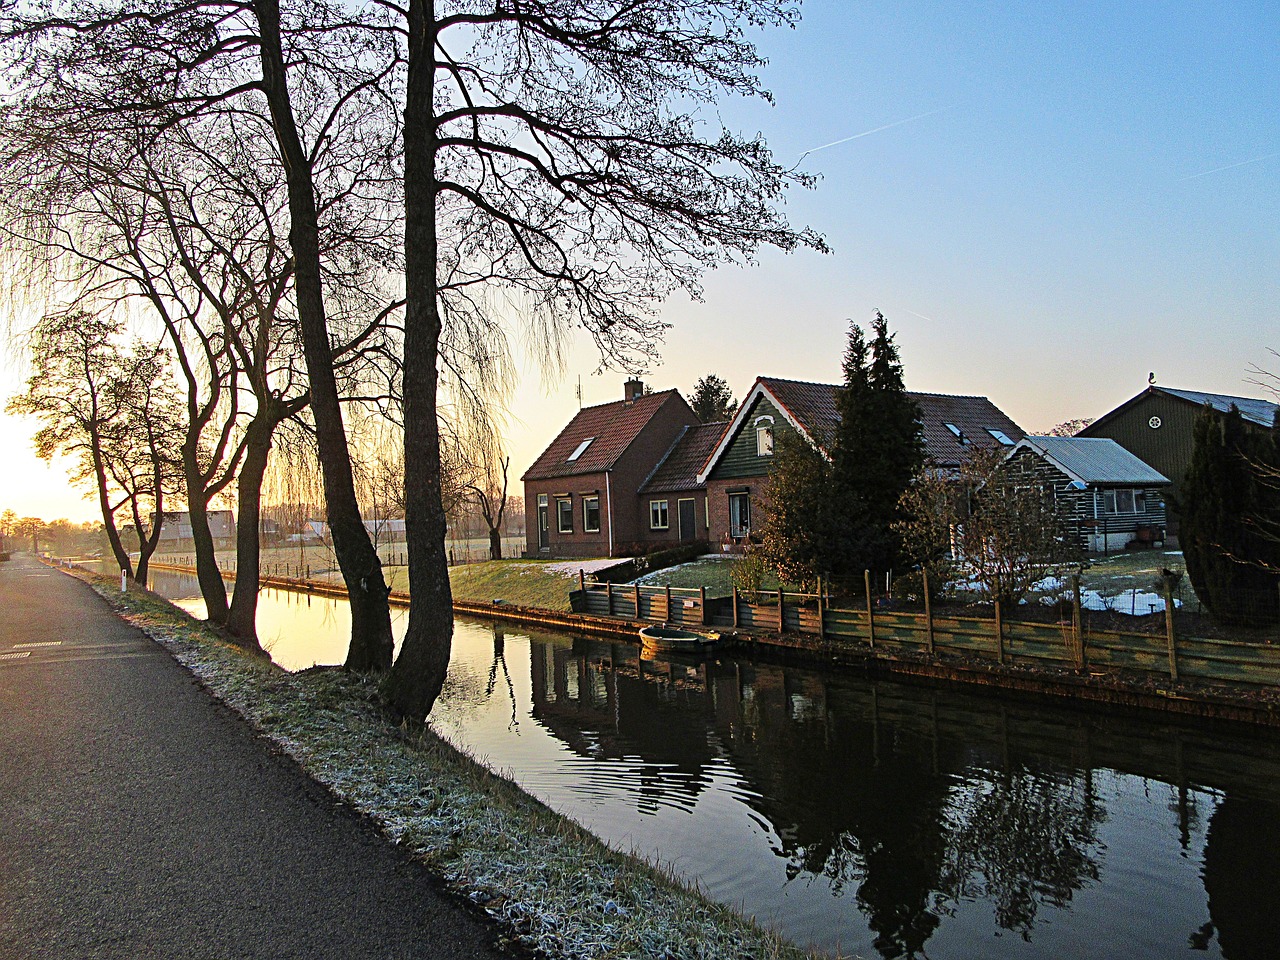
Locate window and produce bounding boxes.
[566,437,594,462]
[650,499,669,530]
[944,422,969,445]
[1103,489,1146,514]
[557,498,574,533]
[729,493,751,538]
[755,417,775,456]
[583,496,600,533]
[986,428,1014,446]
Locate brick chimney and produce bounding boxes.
[623,378,645,403]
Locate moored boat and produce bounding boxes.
[639,624,720,653]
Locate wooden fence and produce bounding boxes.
[571,580,1280,693]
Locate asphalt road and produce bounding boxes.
[0,553,507,960]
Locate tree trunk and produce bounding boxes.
[226,416,273,649]
[488,527,502,561]
[91,432,133,577]
[182,445,229,625]
[385,0,453,721]
[254,0,393,672]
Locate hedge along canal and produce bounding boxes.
[136,563,1280,959]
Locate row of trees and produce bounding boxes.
[3,1,822,718]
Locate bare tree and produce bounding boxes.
[466,453,511,561]
[7,311,183,579]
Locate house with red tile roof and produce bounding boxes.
[694,377,1026,547]
[521,380,703,558]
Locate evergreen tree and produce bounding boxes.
[828,313,924,585]
[1179,405,1280,625]
[688,374,737,423]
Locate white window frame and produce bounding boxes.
[755,416,775,457]
[728,492,751,538]
[583,496,601,533]
[557,497,574,533]
[649,499,670,530]
[1103,489,1146,514]
[565,437,594,462]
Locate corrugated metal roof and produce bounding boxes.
[521,390,685,481]
[1018,436,1170,486]
[1157,387,1279,428]
[641,422,728,492]
[754,378,1025,468]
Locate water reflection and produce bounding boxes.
[139,567,1280,958]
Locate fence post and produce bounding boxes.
[635,583,642,620]
[864,569,875,649]
[778,587,785,632]
[665,585,672,623]
[1072,574,1085,670]
[1164,575,1179,681]
[817,578,826,641]
[606,581,613,617]
[733,586,741,628]
[700,586,708,626]
[579,569,585,593]
[923,568,934,656]
[994,599,1005,664]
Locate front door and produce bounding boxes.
[537,495,549,551]
[678,498,697,542]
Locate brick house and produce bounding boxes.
[694,377,1026,548]
[522,380,703,558]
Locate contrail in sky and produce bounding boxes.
[798,109,945,164]
[1177,151,1280,182]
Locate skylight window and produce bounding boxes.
[566,437,594,462]
[986,428,1014,446]
[944,422,969,445]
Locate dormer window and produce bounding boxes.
[755,416,775,456]
[986,428,1014,446]
[944,422,968,445]
[566,437,594,462]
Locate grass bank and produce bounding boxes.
[81,571,809,960]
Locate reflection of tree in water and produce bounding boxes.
[938,766,1105,939]
[1198,794,1280,959]
[484,629,520,732]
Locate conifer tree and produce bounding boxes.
[1179,405,1280,625]
[828,313,924,585]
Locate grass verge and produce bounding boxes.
[84,572,811,960]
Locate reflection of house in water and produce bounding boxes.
[527,637,722,815]
[522,631,1280,960]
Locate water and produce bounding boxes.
[143,568,1280,959]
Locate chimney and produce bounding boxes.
[624,378,645,403]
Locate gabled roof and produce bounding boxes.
[695,377,1025,482]
[1013,436,1170,487]
[522,389,687,482]
[641,422,728,493]
[1084,385,1280,433]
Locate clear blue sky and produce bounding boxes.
[510,0,1278,480]
[4,0,1277,521]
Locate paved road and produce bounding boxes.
[0,554,507,960]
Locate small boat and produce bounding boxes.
[639,624,720,653]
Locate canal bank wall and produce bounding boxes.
[145,562,1280,728]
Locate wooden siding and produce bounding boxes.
[707,395,795,481]
[1082,392,1208,497]
[1004,447,1168,552]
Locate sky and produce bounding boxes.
[2,0,1277,523]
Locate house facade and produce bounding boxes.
[1080,385,1279,500]
[1005,436,1171,553]
[695,377,1026,548]
[158,509,236,546]
[522,381,702,558]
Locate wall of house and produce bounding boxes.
[522,471,612,559]
[707,395,792,482]
[1081,393,1205,498]
[612,401,702,553]
[1004,448,1169,553]
[705,476,771,549]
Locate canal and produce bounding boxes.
[144,568,1279,959]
